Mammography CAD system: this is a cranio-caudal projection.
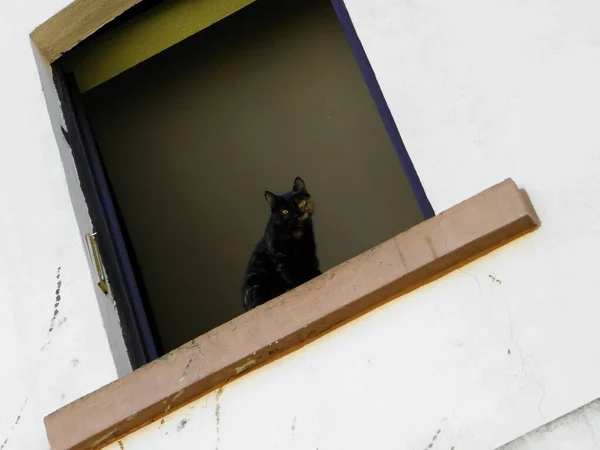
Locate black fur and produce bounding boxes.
[242,177,321,311]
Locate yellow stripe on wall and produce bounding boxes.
[62,0,256,93]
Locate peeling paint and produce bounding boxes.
[173,389,185,402]
[235,359,256,375]
[90,427,118,448]
[158,352,175,362]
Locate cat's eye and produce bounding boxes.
[297,201,306,208]
[281,209,289,215]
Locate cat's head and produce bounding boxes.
[264,177,315,232]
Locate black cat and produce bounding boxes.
[242,177,321,311]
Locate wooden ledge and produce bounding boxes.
[44,179,540,450]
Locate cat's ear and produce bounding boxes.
[264,191,278,209]
[292,177,306,195]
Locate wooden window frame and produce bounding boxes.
[53,68,162,368]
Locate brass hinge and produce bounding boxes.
[85,232,109,294]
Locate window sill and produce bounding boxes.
[44,178,540,450]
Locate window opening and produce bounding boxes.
[56,0,432,361]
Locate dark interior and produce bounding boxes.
[81,0,424,352]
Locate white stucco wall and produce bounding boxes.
[0,2,130,449]
[105,0,600,449]
[3,0,600,449]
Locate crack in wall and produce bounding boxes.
[0,399,28,450]
[439,210,484,299]
[423,428,442,449]
[182,339,208,382]
[458,268,483,299]
[439,209,547,422]
[41,267,62,351]
[438,213,483,298]
[215,387,223,450]
[581,413,600,449]
[497,280,546,421]
[393,237,408,271]
[178,357,194,384]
